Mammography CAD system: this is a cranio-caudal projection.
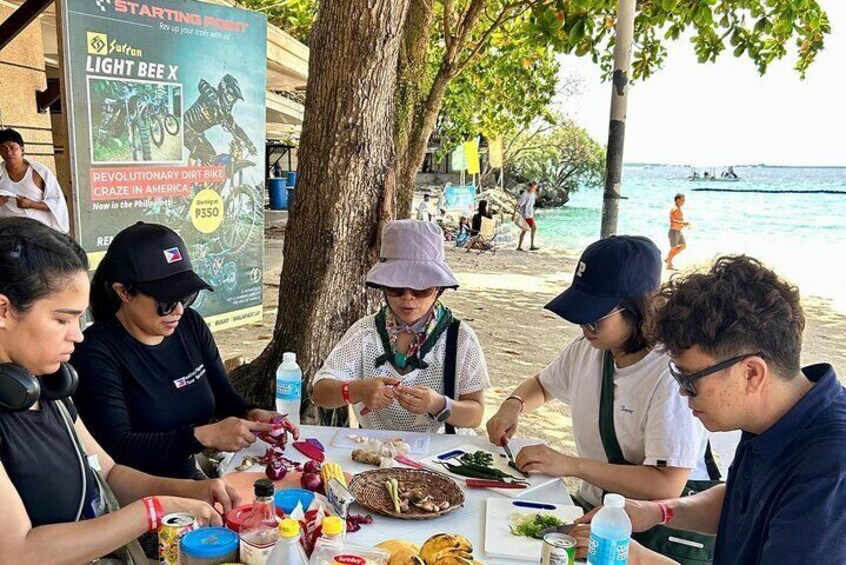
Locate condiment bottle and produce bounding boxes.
[266,518,308,565]
[239,478,278,565]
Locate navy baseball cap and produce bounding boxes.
[99,222,212,303]
[545,235,661,324]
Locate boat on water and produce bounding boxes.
[687,165,741,182]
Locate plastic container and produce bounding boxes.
[268,178,288,210]
[273,488,315,517]
[240,479,279,565]
[308,542,389,565]
[275,352,302,426]
[180,527,239,565]
[225,504,253,533]
[286,171,298,187]
[266,519,308,565]
[587,493,631,565]
[310,516,346,558]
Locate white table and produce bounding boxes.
[221,424,577,564]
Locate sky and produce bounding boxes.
[556,1,845,167]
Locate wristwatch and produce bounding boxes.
[432,395,453,423]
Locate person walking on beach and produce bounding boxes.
[665,193,690,270]
[516,181,539,251]
[416,193,432,222]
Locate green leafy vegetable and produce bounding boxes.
[509,512,566,538]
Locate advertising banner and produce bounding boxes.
[443,185,477,215]
[61,0,267,331]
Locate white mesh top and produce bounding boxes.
[312,314,490,433]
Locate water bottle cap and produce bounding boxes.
[254,478,274,498]
[283,352,297,364]
[603,493,626,508]
[279,518,300,538]
[322,516,344,536]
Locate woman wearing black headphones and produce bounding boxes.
[0,218,238,563]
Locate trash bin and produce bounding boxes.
[286,171,298,187]
[268,178,288,210]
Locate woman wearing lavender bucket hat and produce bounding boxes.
[312,220,490,433]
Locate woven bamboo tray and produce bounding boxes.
[348,468,464,520]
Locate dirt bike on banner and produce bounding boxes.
[190,238,238,311]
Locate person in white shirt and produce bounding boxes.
[0,129,70,233]
[311,220,490,433]
[487,236,711,508]
[515,181,538,251]
[416,193,432,222]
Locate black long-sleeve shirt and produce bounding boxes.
[71,309,249,478]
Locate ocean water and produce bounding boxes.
[535,165,846,311]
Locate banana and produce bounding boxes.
[419,534,474,564]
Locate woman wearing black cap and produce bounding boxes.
[71,222,290,480]
[487,236,712,509]
[0,218,237,563]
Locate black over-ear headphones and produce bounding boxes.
[0,362,79,412]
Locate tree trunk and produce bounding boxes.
[394,0,435,219]
[397,64,454,217]
[230,0,411,424]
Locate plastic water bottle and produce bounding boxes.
[587,493,632,565]
[275,352,302,426]
[266,519,308,565]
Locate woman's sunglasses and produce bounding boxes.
[668,351,764,397]
[156,291,200,317]
[383,287,438,299]
[581,307,627,334]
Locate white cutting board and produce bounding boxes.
[330,428,431,455]
[418,444,559,498]
[484,497,584,561]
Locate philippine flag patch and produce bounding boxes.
[163,247,183,264]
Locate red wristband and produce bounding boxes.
[654,500,673,525]
[341,381,352,404]
[142,496,164,532]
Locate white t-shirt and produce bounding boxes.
[517,191,536,218]
[313,315,490,433]
[416,201,431,221]
[539,338,710,506]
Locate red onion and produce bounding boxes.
[300,472,324,493]
[302,460,322,475]
[266,461,288,481]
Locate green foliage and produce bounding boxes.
[434,13,561,159]
[237,0,316,44]
[525,0,829,79]
[508,115,606,207]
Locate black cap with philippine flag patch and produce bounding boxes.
[101,222,212,303]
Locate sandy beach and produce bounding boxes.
[216,232,846,475]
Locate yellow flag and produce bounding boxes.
[488,134,504,168]
[465,138,480,175]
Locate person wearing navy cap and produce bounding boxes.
[71,222,293,480]
[487,236,712,514]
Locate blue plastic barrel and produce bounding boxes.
[286,171,298,187]
[268,178,288,210]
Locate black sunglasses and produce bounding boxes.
[383,287,439,299]
[668,351,764,397]
[156,291,200,317]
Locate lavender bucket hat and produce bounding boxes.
[365,220,459,290]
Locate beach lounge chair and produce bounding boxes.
[465,216,497,254]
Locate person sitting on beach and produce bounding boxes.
[455,216,471,247]
[312,220,490,433]
[0,218,237,563]
[487,236,711,511]
[470,200,493,235]
[0,128,69,233]
[71,222,289,480]
[665,193,690,270]
[571,256,846,564]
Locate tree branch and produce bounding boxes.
[454,1,534,75]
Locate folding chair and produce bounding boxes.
[465,216,497,254]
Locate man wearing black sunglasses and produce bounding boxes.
[575,256,846,564]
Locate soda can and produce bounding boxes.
[540,533,577,565]
[158,512,199,565]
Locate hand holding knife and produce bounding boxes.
[500,434,531,478]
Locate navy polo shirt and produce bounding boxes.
[713,364,846,564]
